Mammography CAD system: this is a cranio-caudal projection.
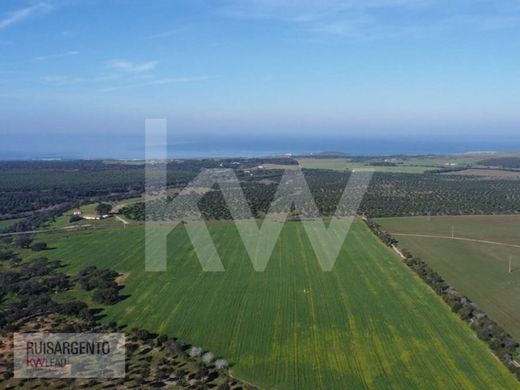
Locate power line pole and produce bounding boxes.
[509,256,512,273]
[451,225,455,239]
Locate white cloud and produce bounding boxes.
[218,0,520,37]
[216,0,438,39]
[34,50,79,61]
[40,71,207,91]
[0,2,52,29]
[41,73,121,86]
[107,59,159,73]
[42,75,84,85]
[220,0,430,19]
[146,29,183,39]
[101,76,209,92]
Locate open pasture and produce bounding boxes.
[297,153,517,174]
[42,220,518,389]
[377,215,520,340]
[298,158,432,173]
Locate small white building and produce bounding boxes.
[73,210,110,220]
[82,214,110,220]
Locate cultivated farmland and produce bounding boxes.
[42,220,518,389]
[377,215,520,340]
[442,168,520,179]
[297,158,431,173]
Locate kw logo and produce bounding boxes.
[26,358,47,368]
[144,119,373,272]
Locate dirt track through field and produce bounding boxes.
[115,215,130,225]
[392,233,520,249]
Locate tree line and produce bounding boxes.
[5,160,520,232]
[0,236,252,389]
[366,219,520,381]
[479,157,520,169]
[121,169,520,221]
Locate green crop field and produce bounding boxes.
[0,218,21,230]
[297,158,432,173]
[41,220,518,389]
[296,153,503,173]
[377,215,520,340]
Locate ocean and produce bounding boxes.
[1,133,520,160]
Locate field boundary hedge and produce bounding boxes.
[365,218,520,382]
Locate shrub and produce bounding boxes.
[189,346,203,357]
[31,242,48,252]
[92,286,119,305]
[0,250,17,261]
[69,215,82,223]
[214,359,229,369]
[202,352,214,363]
[15,235,33,249]
[96,203,112,216]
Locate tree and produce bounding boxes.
[95,203,112,216]
[31,242,48,252]
[92,286,119,305]
[214,359,229,369]
[75,266,118,290]
[189,346,203,357]
[202,352,214,363]
[156,334,168,347]
[0,250,17,261]
[69,214,82,223]
[195,366,209,379]
[15,235,33,249]
[59,300,88,315]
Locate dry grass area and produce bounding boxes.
[115,272,130,285]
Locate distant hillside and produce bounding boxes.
[310,151,351,158]
[479,157,520,169]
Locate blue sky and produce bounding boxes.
[1,0,520,157]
